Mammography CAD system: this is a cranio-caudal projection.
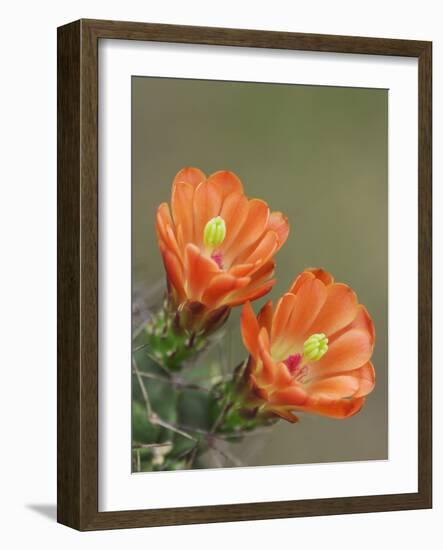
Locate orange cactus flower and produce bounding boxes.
[156,167,289,324]
[240,268,375,422]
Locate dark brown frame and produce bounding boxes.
[57,18,432,531]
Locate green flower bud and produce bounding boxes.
[204,216,226,248]
[303,333,328,362]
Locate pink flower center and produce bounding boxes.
[284,353,302,373]
[283,353,308,382]
[211,251,224,270]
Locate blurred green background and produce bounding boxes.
[132,76,388,466]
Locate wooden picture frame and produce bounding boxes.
[57,18,432,530]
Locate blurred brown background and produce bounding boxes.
[132,76,388,465]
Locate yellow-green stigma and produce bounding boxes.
[204,216,226,248]
[303,333,328,362]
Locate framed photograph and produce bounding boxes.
[57,19,432,530]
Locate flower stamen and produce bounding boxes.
[303,333,328,362]
[204,216,226,248]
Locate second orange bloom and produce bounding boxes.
[240,268,376,422]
